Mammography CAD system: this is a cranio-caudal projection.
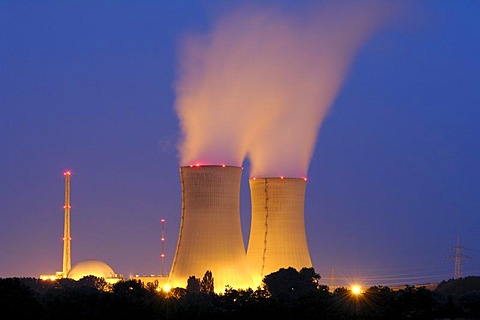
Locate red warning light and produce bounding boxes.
[161,218,165,222]
[303,177,308,181]
[195,163,200,167]
[280,176,284,179]
[222,164,226,167]
[64,171,71,176]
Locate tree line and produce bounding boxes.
[1,267,480,319]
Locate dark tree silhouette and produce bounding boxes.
[434,276,480,319]
[78,275,110,291]
[0,278,43,318]
[108,279,160,320]
[200,270,214,295]
[262,267,320,304]
[2,271,480,319]
[187,275,201,294]
[397,285,435,319]
[436,276,480,296]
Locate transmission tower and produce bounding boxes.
[449,237,469,279]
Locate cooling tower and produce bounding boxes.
[247,177,312,285]
[168,165,254,292]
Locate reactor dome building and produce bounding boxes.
[40,171,123,284]
[68,259,120,283]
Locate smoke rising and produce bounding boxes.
[175,1,398,177]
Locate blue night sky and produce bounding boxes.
[1,1,479,288]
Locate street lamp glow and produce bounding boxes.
[351,285,362,295]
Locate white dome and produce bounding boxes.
[67,259,116,280]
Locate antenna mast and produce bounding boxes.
[161,218,166,276]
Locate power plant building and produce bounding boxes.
[40,168,313,291]
[68,259,121,284]
[40,171,123,285]
[247,177,312,284]
[168,165,254,292]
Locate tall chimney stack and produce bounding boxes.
[62,170,72,277]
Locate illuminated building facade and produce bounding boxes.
[168,165,254,292]
[62,171,72,277]
[247,177,312,285]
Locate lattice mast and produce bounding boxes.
[452,236,467,279]
[62,170,72,277]
[161,218,166,276]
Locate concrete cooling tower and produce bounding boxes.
[168,165,254,292]
[247,177,312,285]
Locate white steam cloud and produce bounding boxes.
[175,1,398,177]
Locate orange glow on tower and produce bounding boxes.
[62,170,72,277]
[168,165,254,292]
[247,177,312,285]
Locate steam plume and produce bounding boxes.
[175,1,397,177]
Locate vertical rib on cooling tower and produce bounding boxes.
[168,165,253,292]
[247,177,312,285]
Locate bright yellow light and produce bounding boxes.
[351,285,362,295]
[163,284,171,292]
[40,275,58,281]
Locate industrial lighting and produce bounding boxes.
[351,285,362,295]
